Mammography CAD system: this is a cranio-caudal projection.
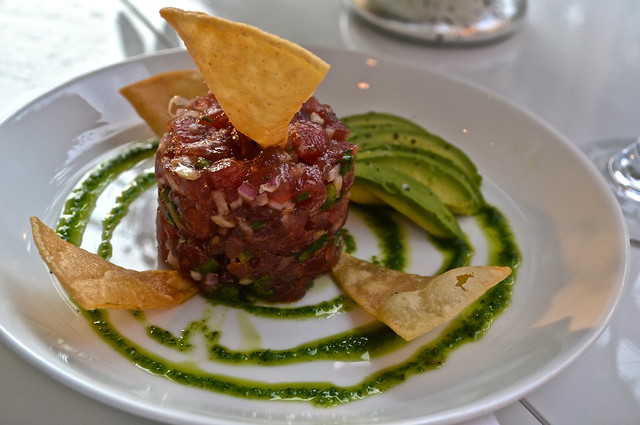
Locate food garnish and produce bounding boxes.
[120,69,207,136]
[332,253,511,340]
[159,7,330,147]
[30,216,197,310]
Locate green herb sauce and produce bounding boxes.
[351,204,406,270]
[210,295,355,319]
[58,139,520,407]
[98,170,156,260]
[431,236,474,274]
[352,203,472,273]
[56,139,158,246]
[205,322,402,365]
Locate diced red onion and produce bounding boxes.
[268,199,285,210]
[236,217,254,235]
[166,249,179,268]
[238,182,258,201]
[259,175,280,193]
[325,127,335,139]
[212,190,229,216]
[210,190,235,227]
[179,109,201,118]
[327,164,341,182]
[211,214,235,228]
[229,196,243,210]
[333,174,343,193]
[170,156,201,180]
[310,111,325,125]
[269,199,294,212]
[167,95,191,117]
[203,273,219,288]
[253,193,269,206]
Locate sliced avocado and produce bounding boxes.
[357,145,484,215]
[350,183,384,204]
[352,162,464,240]
[343,112,425,134]
[345,119,481,185]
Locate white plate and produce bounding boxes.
[0,48,628,425]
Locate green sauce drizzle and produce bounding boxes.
[341,228,357,254]
[351,204,406,270]
[56,139,520,407]
[56,139,158,246]
[353,204,472,273]
[206,322,402,365]
[98,170,156,260]
[430,236,473,274]
[210,296,355,319]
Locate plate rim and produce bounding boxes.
[0,46,629,425]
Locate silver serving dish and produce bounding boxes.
[348,0,527,44]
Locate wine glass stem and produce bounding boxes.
[608,138,640,203]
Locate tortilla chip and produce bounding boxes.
[30,217,198,310]
[332,253,511,340]
[120,69,207,136]
[160,7,330,147]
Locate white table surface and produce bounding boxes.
[1,0,639,424]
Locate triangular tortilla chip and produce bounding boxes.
[120,69,207,136]
[30,217,198,310]
[160,7,330,147]
[332,253,511,340]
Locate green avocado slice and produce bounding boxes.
[352,162,464,240]
[342,112,425,133]
[343,112,481,185]
[356,145,484,215]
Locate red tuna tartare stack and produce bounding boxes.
[155,93,356,302]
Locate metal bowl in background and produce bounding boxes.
[347,0,527,44]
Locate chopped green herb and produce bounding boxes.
[195,157,213,169]
[200,115,213,123]
[196,257,220,274]
[248,275,274,299]
[296,233,329,262]
[320,184,337,211]
[160,186,184,229]
[249,221,265,230]
[216,285,240,302]
[294,191,310,202]
[238,250,254,262]
[339,149,355,176]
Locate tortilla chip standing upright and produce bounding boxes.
[160,7,330,148]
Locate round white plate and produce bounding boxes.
[0,48,628,425]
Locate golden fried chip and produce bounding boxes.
[160,7,330,147]
[30,217,198,310]
[120,69,207,136]
[332,253,511,340]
